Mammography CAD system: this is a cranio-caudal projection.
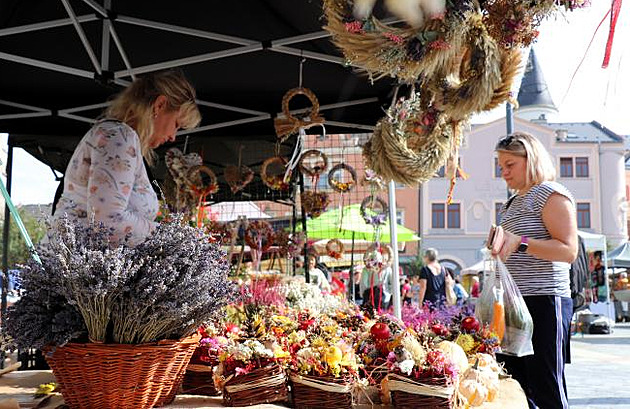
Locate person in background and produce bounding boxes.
[418,248,447,309]
[360,264,392,313]
[52,70,201,246]
[306,255,331,292]
[446,268,469,306]
[410,275,421,306]
[493,131,577,409]
[470,275,481,298]
[401,278,412,305]
[294,256,305,276]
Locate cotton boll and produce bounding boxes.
[354,0,379,19]
[385,0,425,28]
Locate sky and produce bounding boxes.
[1,2,629,205]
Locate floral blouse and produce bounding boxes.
[54,120,159,245]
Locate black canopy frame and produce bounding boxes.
[0,0,402,315]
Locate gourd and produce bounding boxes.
[437,340,468,374]
[459,379,488,406]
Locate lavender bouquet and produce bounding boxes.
[4,215,236,349]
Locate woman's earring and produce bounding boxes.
[153,112,158,119]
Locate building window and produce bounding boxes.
[431,204,445,228]
[575,157,589,177]
[494,157,501,178]
[447,203,461,229]
[560,157,573,178]
[396,209,405,226]
[577,203,591,229]
[495,202,504,226]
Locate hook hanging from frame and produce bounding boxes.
[299,50,306,88]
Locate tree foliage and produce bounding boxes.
[0,207,46,268]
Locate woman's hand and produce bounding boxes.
[497,230,521,261]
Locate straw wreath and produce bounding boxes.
[363,92,455,187]
[322,0,468,83]
[438,13,503,120]
[274,87,325,141]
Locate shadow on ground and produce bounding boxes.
[569,397,630,406]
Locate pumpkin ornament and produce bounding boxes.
[459,359,489,407]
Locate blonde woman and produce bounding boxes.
[493,131,577,409]
[53,70,201,245]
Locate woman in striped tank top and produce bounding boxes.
[493,132,577,409]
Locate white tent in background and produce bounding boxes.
[461,260,488,276]
[208,201,271,222]
[577,230,614,321]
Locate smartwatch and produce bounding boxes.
[517,235,529,253]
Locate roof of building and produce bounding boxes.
[546,121,624,143]
[517,49,557,110]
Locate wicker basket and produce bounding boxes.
[181,346,220,396]
[290,373,353,409]
[44,334,200,409]
[222,363,288,407]
[387,373,454,409]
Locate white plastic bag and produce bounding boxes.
[475,257,534,357]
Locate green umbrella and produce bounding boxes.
[299,203,420,242]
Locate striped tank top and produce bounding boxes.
[500,181,574,297]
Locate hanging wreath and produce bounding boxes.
[274,87,326,141]
[360,196,389,226]
[261,156,290,191]
[326,239,345,260]
[224,164,254,194]
[244,220,275,252]
[327,163,357,193]
[298,149,328,178]
[301,191,330,219]
[322,0,472,83]
[189,166,219,197]
[204,220,234,245]
[362,91,456,187]
[363,243,393,273]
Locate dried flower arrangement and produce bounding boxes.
[4,215,237,349]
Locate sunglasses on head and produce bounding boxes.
[496,134,522,149]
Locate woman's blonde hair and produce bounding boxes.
[104,69,201,162]
[495,131,556,190]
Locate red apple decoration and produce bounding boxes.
[370,322,391,341]
[461,316,480,333]
[431,323,449,337]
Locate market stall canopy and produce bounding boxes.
[608,241,630,268]
[207,201,270,222]
[299,203,420,243]
[578,230,607,252]
[0,0,395,176]
[461,260,489,276]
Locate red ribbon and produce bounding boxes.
[602,0,623,68]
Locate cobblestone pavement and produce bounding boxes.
[566,322,630,408]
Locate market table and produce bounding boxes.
[0,370,527,408]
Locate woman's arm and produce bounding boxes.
[86,126,156,244]
[418,279,427,305]
[499,193,578,263]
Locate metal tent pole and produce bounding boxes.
[388,180,402,319]
[1,145,13,322]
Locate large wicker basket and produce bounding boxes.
[387,373,454,409]
[180,345,220,396]
[290,372,354,409]
[221,363,288,406]
[44,334,200,409]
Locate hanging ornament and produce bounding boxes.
[326,239,345,260]
[261,156,290,191]
[360,196,388,226]
[327,163,357,193]
[274,87,325,142]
